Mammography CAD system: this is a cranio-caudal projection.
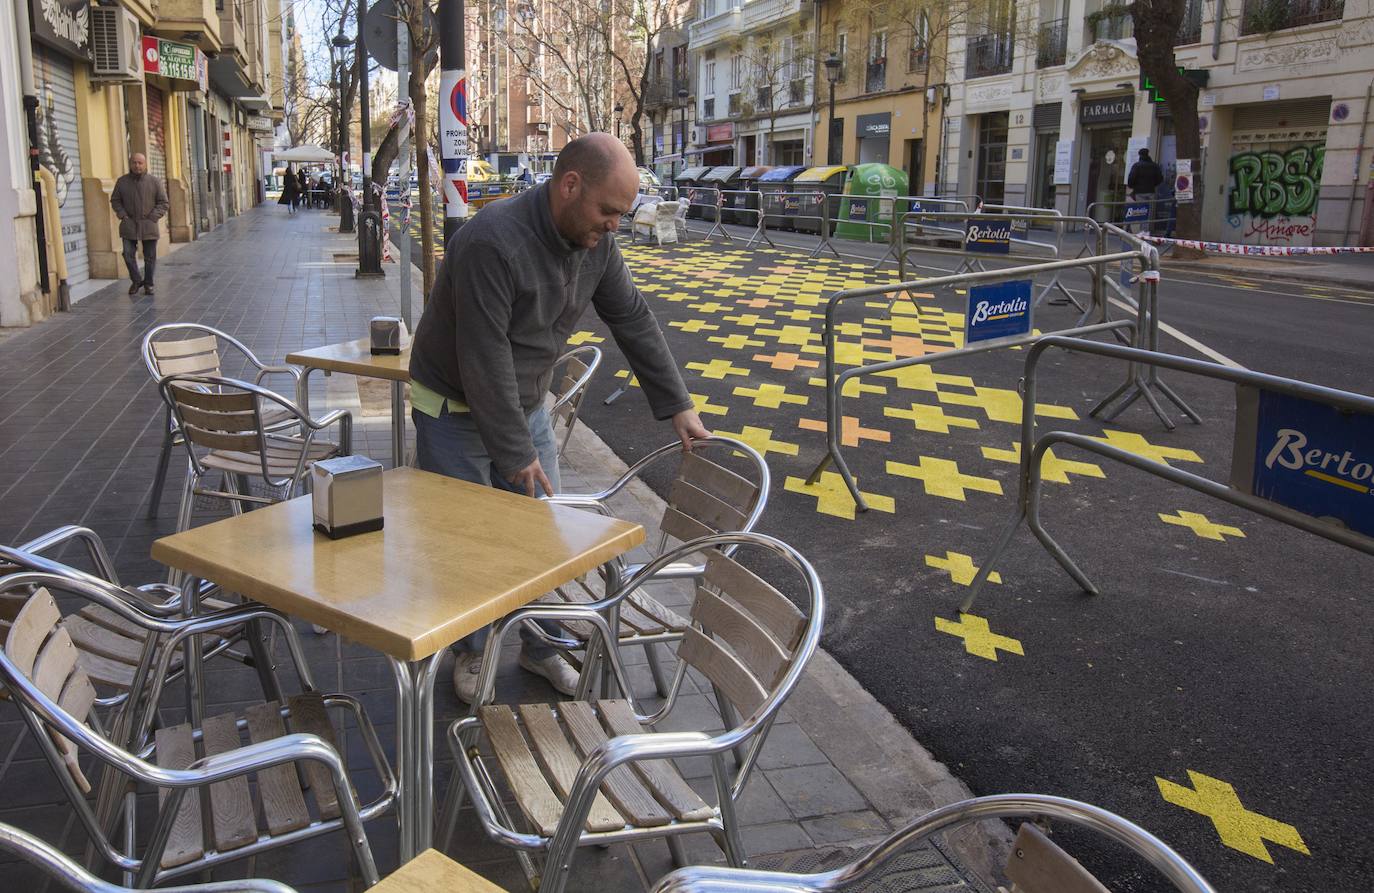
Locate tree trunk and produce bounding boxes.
[413,71,435,298]
[1132,0,1204,251]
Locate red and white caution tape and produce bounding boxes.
[1144,235,1374,256]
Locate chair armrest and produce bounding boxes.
[16,526,121,586]
[473,605,635,711]
[254,363,304,384]
[541,494,614,514]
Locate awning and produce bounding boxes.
[276,144,336,162]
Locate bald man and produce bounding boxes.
[410,133,709,702]
[110,153,168,296]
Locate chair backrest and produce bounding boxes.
[142,323,267,386]
[549,346,602,456]
[649,438,770,557]
[4,588,100,794]
[649,794,1217,893]
[160,373,310,487]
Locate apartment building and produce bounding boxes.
[942,0,1369,246]
[2,0,286,326]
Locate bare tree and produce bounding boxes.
[506,0,617,140]
[740,29,814,162]
[1131,0,1201,247]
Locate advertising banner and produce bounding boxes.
[1124,202,1151,225]
[1232,387,1374,538]
[965,218,1012,254]
[965,280,1033,344]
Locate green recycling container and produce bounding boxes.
[835,164,908,242]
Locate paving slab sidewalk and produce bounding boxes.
[0,204,1005,891]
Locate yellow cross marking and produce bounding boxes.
[784,472,895,520]
[875,364,941,393]
[887,457,1003,501]
[797,416,891,447]
[733,382,809,409]
[688,301,731,314]
[755,351,819,371]
[926,551,1001,586]
[567,330,604,345]
[1159,510,1245,541]
[713,425,799,457]
[613,370,640,387]
[723,312,770,327]
[1092,430,1204,467]
[886,402,981,434]
[686,358,750,380]
[708,333,766,350]
[835,321,881,337]
[808,377,888,397]
[776,308,822,322]
[831,341,893,366]
[670,319,721,334]
[934,613,1023,661]
[981,443,1106,484]
[756,324,820,347]
[937,386,1078,424]
[689,393,728,416]
[1156,770,1309,863]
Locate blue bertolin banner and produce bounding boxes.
[965,280,1033,344]
[965,218,1012,254]
[1232,387,1374,538]
[1124,202,1151,225]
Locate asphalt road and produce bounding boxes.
[404,210,1374,891]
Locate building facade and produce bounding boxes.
[2,0,285,328]
[942,0,1369,246]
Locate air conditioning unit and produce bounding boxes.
[90,6,143,83]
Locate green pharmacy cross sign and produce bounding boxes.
[1139,68,1209,105]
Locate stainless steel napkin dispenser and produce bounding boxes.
[369,316,403,355]
[312,455,384,539]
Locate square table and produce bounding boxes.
[151,467,644,860]
[288,338,412,468]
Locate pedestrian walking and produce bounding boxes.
[408,132,710,703]
[279,165,301,214]
[110,152,167,297]
[296,168,309,210]
[1127,148,1165,199]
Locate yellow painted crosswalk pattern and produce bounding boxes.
[934,613,1024,660]
[1156,771,1309,863]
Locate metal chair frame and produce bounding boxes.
[159,373,351,533]
[439,533,825,893]
[548,345,603,460]
[142,324,305,520]
[650,793,1216,893]
[0,573,394,888]
[545,437,770,697]
[0,821,299,893]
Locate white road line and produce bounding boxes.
[1106,297,1244,368]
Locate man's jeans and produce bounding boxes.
[121,238,158,286]
[412,404,561,660]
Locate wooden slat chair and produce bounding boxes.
[548,345,602,460]
[0,582,394,888]
[440,533,824,893]
[142,324,306,520]
[649,794,1217,893]
[159,373,351,536]
[544,436,770,698]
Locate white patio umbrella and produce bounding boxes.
[275,144,336,163]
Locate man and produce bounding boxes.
[110,153,168,296]
[1126,148,1164,200]
[409,132,709,702]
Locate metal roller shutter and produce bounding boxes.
[32,47,89,289]
[146,86,169,187]
[1231,99,1331,143]
[1224,99,1330,247]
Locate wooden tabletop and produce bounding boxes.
[372,849,506,892]
[286,337,412,382]
[151,468,643,661]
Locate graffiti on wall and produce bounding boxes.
[1226,144,1325,245]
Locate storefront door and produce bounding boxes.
[975,112,1009,205]
[32,47,89,290]
[1032,130,1058,210]
[1085,124,1131,212]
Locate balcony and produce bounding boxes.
[788,78,805,106]
[864,59,886,93]
[216,0,248,69]
[1176,0,1203,41]
[1036,18,1067,67]
[965,32,1013,79]
[155,0,223,53]
[740,0,803,33]
[1240,0,1342,34]
[1087,8,1133,41]
[645,78,691,110]
[688,2,742,47]
[728,92,741,115]
[755,85,772,112]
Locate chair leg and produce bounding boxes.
[437,766,469,853]
[147,414,175,519]
[712,685,747,767]
[644,642,671,698]
[169,464,197,586]
[666,833,689,868]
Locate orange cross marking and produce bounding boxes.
[798,416,891,447]
[862,335,935,357]
[754,351,820,371]
[740,297,780,309]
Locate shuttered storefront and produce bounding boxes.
[1224,99,1331,247]
[146,85,169,188]
[32,46,89,289]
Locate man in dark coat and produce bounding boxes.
[278,165,301,214]
[1127,148,1165,199]
[110,153,168,296]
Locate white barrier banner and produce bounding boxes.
[1144,236,1374,256]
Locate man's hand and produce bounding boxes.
[671,409,711,451]
[509,457,556,498]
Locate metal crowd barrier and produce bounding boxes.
[861,196,972,269]
[681,185,731,242]
[962,337,1374,611]
[751,190,841,258]
[716,189,778,249]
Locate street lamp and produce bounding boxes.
[355,0,384,278]
[824,52,842,165]
[613,102,623,141]
[676,87,689,177]
[331,33,354,231]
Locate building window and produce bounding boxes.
[704,96,715,119]
[730,53,744,89]
[908,14,929,72]
[728,92,741,115]
[705,59,716,96]
[866,30,887,93]
[835,32,847,83]
[701,0,718,18]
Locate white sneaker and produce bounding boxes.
[452,650,484,704]
[312,624,328,635]
[518,651,580,697]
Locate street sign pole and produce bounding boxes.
[356,0,384,277]
[439,0,468,246]
[397,8,412,326]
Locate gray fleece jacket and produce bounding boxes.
[409,183,693,477]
